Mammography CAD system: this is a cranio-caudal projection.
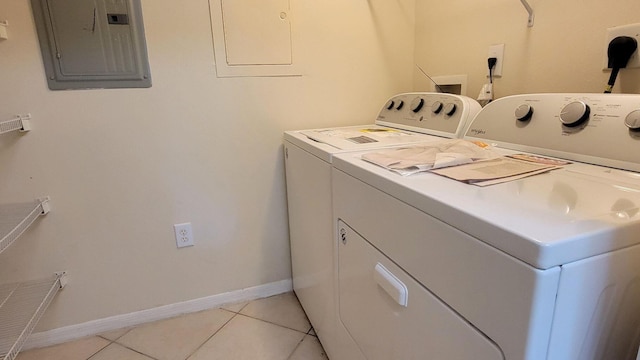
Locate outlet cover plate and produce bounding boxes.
[603,23,640,70]
[0,21,7,40]
[174,223,194,248]
[487,44,504,77]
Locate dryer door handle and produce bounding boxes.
[374,263,408,307]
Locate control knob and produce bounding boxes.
[443,103,457,116]
[560,101,590,127]
[411,98,425,113]
[515,104,534,121]
[395,100,405,110]
[385,100,395,110]
[431,101,444,114]
[625,110,640,131]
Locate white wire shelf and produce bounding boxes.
[0,115,31,136]
[0,198,50,256]
[0,273,66,360]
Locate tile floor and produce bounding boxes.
[16,292,328,360]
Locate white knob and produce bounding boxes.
[625,110,640,130]
[443,103,457,116]
[411,98,425,113]
[515,104,533,121]
[431,101,443,114]
[560,101,590,127]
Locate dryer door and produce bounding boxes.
[337,220,504,360]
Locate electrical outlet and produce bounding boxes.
[0,20,8,40]
[487,44,505,77]
[603,23,640,70]
[174,223,194,248]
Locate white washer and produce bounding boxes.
[283,92,481,359]
[332,93,640,359]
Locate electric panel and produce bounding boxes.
[31,0,152,90]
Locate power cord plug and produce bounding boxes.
[488,57,498,84]
[605,36,637,93]
[478,57,498,105]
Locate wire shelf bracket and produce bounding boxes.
[0,273,67,360]
[520,0,534,27]
[0,114,31,136]
[0,197,51,256]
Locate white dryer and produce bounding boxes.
[332,93,640,359]
[283,93,481,359]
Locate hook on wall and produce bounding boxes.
[520,0,534,27]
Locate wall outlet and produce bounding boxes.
[603,23,640,70]
[487,44,505,77]
[0,20,8,40]
[174,223,194,248]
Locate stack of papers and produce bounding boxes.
[362,139,500,176]
[431,154,570,186]
[361,140,570,186]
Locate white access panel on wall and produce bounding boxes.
[222,0,291,65]
[209,0,300,77]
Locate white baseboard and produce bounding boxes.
[24,279,293,351]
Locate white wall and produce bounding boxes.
[0,0,415,331]
[415,0,640,98]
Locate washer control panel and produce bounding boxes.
[376,92,481,139]
[465,93,640,172]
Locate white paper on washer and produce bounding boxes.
[361,139,498,175]
[431,156,568,185]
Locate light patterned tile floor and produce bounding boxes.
[16,292,328,360]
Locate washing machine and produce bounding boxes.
[283,92,481,359]
[331,93,640,359]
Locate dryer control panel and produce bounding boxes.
[376,93,481,139]
[465,93,640,172]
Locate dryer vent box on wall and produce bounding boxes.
[31,0,152,90]
[430,75,467,96]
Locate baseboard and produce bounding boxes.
[24,278,293,351]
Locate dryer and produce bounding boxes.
[332,93,640,359]
[283,92,481,359]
